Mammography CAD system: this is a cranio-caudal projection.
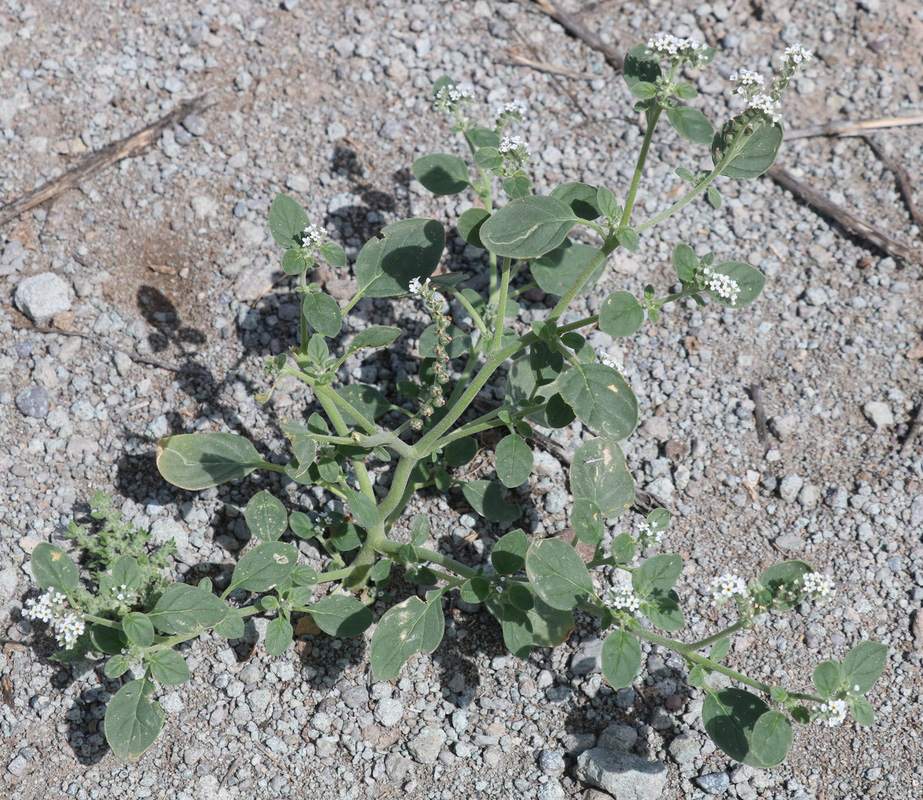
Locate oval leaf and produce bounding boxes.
[265,616,294,656]
[480,195,578,259]
[349,326,402,353]
[530,240,606,297]
[812,660,844,699]
[525,539,594,611]
[147,649,190,686]
[269,193,309,248]
[149,584,228,635]
[599,291,644,338]
[749,710,793,768]
[30,542,79,594]
[843,641,888,694]
[706,261,765,308]
[308,595,373,637]
[491,529,529,574]
[122,612,155,648]
[355,218,445,298]
[495,434,533,488]
[702,687,770,766]
[549,182,601,220]
[558,363,638,440]
[371,596,445,681]
[501,604,533,659]
[461,480,521,523]
[104,678,164,762]
[302,292,343,338]
[570,438,634,518]
[229,542,298,593]
[458,207,490,249]
[157,433,266,491]
[601,629,642,688]
[633,554,683,596]
[245,491,288,542]
[672,243,698,283]
[667,106,715,146]
[712,121,783,180]
[412,153,471,195]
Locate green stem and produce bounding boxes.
[376,539,478,579]
[620,107,662,227]
[449,288,489,336]
[546,241,618,325]
[688,619,749,651]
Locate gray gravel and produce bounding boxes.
[1,0,922,799]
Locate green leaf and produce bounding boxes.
[687,664,706,687]
[596,186,620,219]
[348,325,402,354]
[544,394,576,429]
[495,434,533,488]
[812,660,844,699]
[642,591,685,631]
[709,636,731,663]
[572,500,604,546]
[308,595,373,637]
[122,612,155,648]
[622,44,661,92]
[104,655,130,679]
[530,240,606,297]
[549,182,601,220]
[758,560,812,611]
[491,529,529,574]
[706,261,766,308]
[707,187,721,209]
[104,678,164,761]
[287,436,317,483]
[667,106,714,146]
[614,226,639,252]
[265,616,294,656]
[503,175,531,200]
[474,147,502,171]
[213,608,245,640]
[30,542,79,594]
[507,583,534,611]
[672,244,699,283]
[410,515,430,546]
[320,241,347,268]
[245,491,288,542]
[355,218,445,298]
[461,480,521,523]
[524,595,575,647]
[712,121,783,179]
[420,323,472,359]
[633,554,683,596]
[749,711,793,768]
[570,438,634,518]
[156,433,266,491]
[558,363,638,441]
[444,437,479,467]
[335,384,389,428]
[458,208,490,249]
[601,629,642,688]
[306,334,329,365]
[501,604,533,659]
[229,542,299,593]
[149,584,228,635]
[480,195,578,259]
[610,532,636,565]
[302,292,343,338]
[370,596,445,681]
[843,641,887,694]
[525,538,594,611]
[675,167,695,182]
[851,696,875,726]
[269,193,309,249]
[466,126,500,149]
[282,248,307,275]
[412,153,471,195]
[344,487,379,531]
[599,291,644,338]
[111,555,142,592]
[147,649,190,686]
[460,577,490,604]
[291,564,318,586]
[91,624,128,655]
[647,508,671,532]
[702,687,771,766]
[674,82,698,99]
[630,81,656,99]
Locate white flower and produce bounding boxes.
[803,572,834,598]
[647,32,679,56]
[604,586,640,615]
[783,43,813,67]
[302,224,327,247]
[408,276,429,295]
[435,83,475,110]
[815,698,848,727]
[495,99,527,124]
[707,273,741,304]
[637,521,663,546]
[599,352,625,375]
[647,32,706,63]
[730,68,765,96]
[499,135,530,155]
[747,93,782,123]
[55,614,85,649]
[709,573,748,604]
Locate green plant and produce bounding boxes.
[24,36,885,767]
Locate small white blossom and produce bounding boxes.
[710,573,748,605]
[302,224,327,247]
[815,698,848,727]
[25,591,86,650]
[707,273,741,304]
[55,614,85,649]
[408,276,430,295]
[730,68,765,96]
[853,685,861,693]
[499,135,530,155]
[748,93,782,123]
[599,352,625,375]
[495,99,527,124]
[435,83,475,110]
[646,32,707,63]
[803,572,834,598]
[783,43,813,67]
[647,32,679,55]
[604,586,641,615]
[637,521,663,546]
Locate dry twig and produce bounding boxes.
[748,384,770,451]
[527,0,624,72]
[785,115,923,141]
[901,402,923,460]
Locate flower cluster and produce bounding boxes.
[408,276,452,429]
[700,265,741,304]
[302,224,327,248]
[729,68,765,97]
[495,99,527,127]
[598,352,625,376]
[408,276,429,295]
[747,93,782,124]
[803,572,835,598]
[636,520,663,548]
[646,32,708,64]
[604,586,641,615]
[498,135,531,167]
[435,82,475,112]
[783,43,813,68]
[23,591,86,649]
[814,698,848,727]
[709,573,748,605]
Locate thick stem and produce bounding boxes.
[620,107,662,227]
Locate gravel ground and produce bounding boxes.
[2,1,922,798]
